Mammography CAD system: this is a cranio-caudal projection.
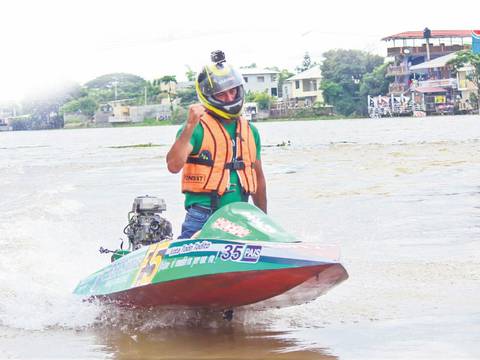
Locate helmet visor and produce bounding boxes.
[200,64,244,96]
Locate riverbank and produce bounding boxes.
[62,114,350,130]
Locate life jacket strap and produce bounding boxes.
[186,157,214,166]
[210,192,220,211]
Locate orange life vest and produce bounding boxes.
[182,112,257,197]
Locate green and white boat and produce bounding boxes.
[74,198,348,310]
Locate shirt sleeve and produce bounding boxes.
[249,123,262,160]
[176,123,204,155]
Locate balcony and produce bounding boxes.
[386,44,469,57]
[389,83,409,94]
[386,64,410,76]
[417,78,458,89]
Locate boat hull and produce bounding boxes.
[99,263,347,308]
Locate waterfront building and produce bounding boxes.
[368,28,475,117]
[240,68,279,97]
[282,66,323,106]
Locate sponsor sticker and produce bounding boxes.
[167,241,212,256]
[184,174,205,183]
[212,217,251,237]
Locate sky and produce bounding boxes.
[0,0,478,102]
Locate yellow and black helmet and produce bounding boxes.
[196,50,245,119]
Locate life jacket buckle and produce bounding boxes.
[226,160,245,170]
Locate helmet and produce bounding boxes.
[196,51,245,119]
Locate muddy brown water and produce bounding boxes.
[1,115,479,359]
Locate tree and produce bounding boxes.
[254,92,272,110]
[158,75,177,112]
[320,49,384,116]
[177,87,197,106]
[185,66,197,81]
[20,82,81,129]
[448,50,480,114]
[85,73,147,103]
[295,52,315,73]
[358,62,394,114]
[244,91,273,110]
[241,63,257,69]
[60,97,98,117]
[266,67,294,98]
[245,91,256,102]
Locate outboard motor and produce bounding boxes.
[123,195,173,250]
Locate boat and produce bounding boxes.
[73,197,348,311]
[0,118,12,131]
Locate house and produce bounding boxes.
[408,52,459,114]
[456,64,478,111]
[383,29,472,95]
[283,66,323,105]
[240,68,279,96]
[368,28,475,117]
[176,81,195,91]
[108,103,172,124]
[0,118,12,131]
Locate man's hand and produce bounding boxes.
[252,160,267,214]
[186,104,205,129]
[166,104,205,173]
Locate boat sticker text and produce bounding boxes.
[160,255,217,270]
[167,241,212,256]
[212,217,251,237]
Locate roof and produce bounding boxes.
[382,30,473,41]
[409,52,458,71]
[414,87,447,93]
[286,66,322,81]
[240,68,279,75]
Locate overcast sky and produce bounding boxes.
[0,0,477,102]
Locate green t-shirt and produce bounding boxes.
[176,119,261,209]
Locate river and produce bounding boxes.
[1,115,479,359]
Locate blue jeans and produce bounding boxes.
[178,205,212,239]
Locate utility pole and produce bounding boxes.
[423,27,431,61]
[112,81,118,101]
[144,86,147,105]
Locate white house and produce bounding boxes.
[283,66,323,104]
[240,68,279,97]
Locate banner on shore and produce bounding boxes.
[473,30,480,54]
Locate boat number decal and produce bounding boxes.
[220,244,262,263]
[134,242,168,287]
[212,217,251,237]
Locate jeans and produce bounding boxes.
[178,205,212,239]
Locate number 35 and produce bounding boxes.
[220,244,244,261]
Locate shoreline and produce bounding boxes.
[62,115,353,130]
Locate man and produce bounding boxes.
[166,51,267,239]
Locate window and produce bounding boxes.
[271,75,277,82]
[271,88,278,96]
[243,77,248,83]
[257,76,265,82]
[302,79,317,91]
[295,80,300,89]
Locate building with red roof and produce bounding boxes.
[367,28,476,117]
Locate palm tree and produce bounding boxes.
[159,75,177,112]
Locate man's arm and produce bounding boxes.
[166,104,204,173]
[252,159,267,213]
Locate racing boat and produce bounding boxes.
[74,197,348,310]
